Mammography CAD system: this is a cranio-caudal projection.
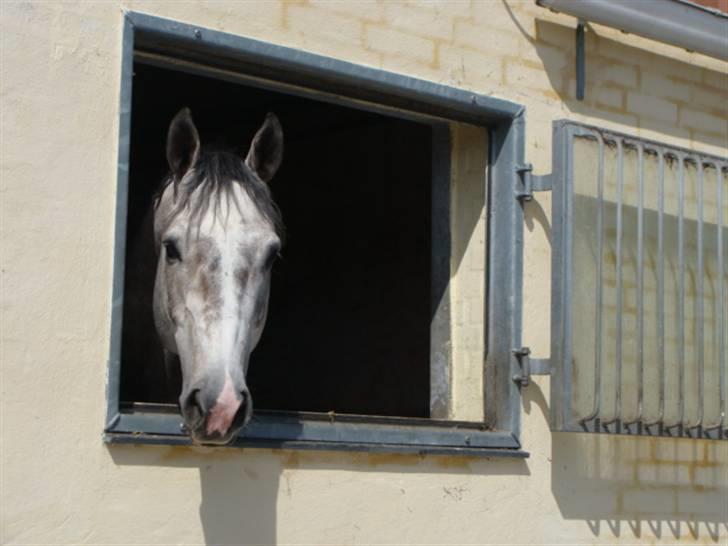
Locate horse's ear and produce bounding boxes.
[245,113,283,183]
[166,108,200,180]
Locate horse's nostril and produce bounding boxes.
[182,389,205,427]
[231,391,253,429]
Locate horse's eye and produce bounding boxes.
[263,246,280,270]
[163,239,182,263]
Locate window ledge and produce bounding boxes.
[105,407,528,458]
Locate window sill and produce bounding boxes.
[105,405,529,458]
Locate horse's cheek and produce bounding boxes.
[153,262,181,352]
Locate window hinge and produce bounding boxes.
[512,347,551,387]
[515,163,553,202]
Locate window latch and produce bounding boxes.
[512,347,551,387]
[515,163,553,202]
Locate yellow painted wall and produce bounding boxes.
[1,1,726,543]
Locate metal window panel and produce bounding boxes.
[550,120,727,440]
[107,12,528,455]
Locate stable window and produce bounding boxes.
[121,62,434,419]
[106,12,528,455]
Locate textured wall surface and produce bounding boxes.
[1,1,726,544]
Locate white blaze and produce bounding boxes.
[206,374,241,436]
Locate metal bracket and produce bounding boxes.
[512,347,551,387]
[576,20,585,101]
[516,163,553,202]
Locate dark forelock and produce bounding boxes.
[156,150,284,241]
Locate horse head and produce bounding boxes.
[152,108,283,444]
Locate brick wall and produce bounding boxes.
[2,1,726,543]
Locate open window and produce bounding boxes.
[106,12,528,455]
[121,62,434,419]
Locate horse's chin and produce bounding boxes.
[188,428,242,446]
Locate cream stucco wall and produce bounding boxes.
[1,1,726,544]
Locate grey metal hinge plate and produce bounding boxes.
[513,347,551,387]
[516,163,553,202]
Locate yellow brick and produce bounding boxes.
[365,25,435,65]
[286,5,364,49]
[453,19,520,55]
[518,42,570,73]
[505,61,560,94]
[472,0,536,31]
[127,0,283,37]
[693,465,725,489]
[627,92,678,124]
[533,20,573,48]
[439,45,502,87]
[410,0,473,19]
[591,60,638,89]
[690,131,728,155]
[664,60,704,84]
[677,489,727,515]
[595,35,650,66]
[309,0,383,22]
[636,462,691,486]
[702,68,728,91]
[638,122,691,147]
[579,110,640,132]
[690,87,728,113]
[651,439,702,463]
[382,2,454,41]
[680,107,728,135]
[641,73,691,103]
[623,487,675,513]
[593,85,624,110]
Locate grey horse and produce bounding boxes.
[152,108,283,444]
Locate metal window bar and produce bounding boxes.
[624,143,645,432]
[551,121,727,440]
[705,164,726,434]
[601,138,625,433]
[685,161,706,435]
[579,134,605,426]
[644,150,666,434]
[665,154,688,436]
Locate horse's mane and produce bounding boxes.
[155,150,285,241]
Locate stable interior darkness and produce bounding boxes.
[120,61,432,418]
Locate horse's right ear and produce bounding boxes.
[166,108,200,180]
[246,113,283,183]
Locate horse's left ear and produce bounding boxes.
[246,113,283,183]
[166,108,200,180]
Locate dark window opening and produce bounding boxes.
[120,61,433,418]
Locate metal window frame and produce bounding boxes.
[550,120,727,440]
[105,12,528,457]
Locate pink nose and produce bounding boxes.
[205,376,243,436]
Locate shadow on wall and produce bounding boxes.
[108,443,530,545]
[524,384,728,543]
[523,198,551,241]
[505,0,726,150]
[109,446,282,545]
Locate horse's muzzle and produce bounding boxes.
[180,383,253,445]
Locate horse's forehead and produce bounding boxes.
[158,181,276,243]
